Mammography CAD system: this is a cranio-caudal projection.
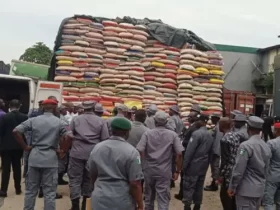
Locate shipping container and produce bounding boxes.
[223,88,256,117]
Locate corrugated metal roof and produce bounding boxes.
[214,44,259,54]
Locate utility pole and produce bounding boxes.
[274,55,280,116]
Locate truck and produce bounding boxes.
[0,60,63,114]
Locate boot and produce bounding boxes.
[56,193,63,199]
[184,205,191,210]
[70,198,80,210]
[174,193,183,201]
[38,187,43,198]
[81,196,88,210]
[204,179,218,191]
[170,180,175,188]
[58,173,68,185]
[193,204,201,210]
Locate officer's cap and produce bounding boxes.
[247,116,264,129]
[111,118,131,130]
[94,103,104,113]
[82,101,95,109]
[234,114,247,122]
[170,105,180,114]
[190,104,201,113]
[117,104,128,112]
[211,112,221,118]
[230,110,242,116]
[42,99,58,105]
[154,111,168,125]
[197,114,209,122]
[147,104,157,114]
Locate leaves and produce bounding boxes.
[19,42,52,65]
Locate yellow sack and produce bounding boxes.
[57,60,73,66]
[124,100,142,109]
[210,70,224,75]
[195,67,209,74]
[210,78,224,84]
[151,61,165,68]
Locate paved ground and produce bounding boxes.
[1,168,227,210]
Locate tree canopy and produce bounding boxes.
[20,42,52,65]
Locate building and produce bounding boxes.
[214,44,260,92]
[0,61,10,75]
[258,45,280,73]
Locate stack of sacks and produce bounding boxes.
[178,48,224,116]
[54,17,105,102]
[100,20,148,111]
[143,40,180,112]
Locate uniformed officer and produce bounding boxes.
[107,104,129,135]
[93,103,104,117]
[69,101,109,210]
[263,122,280,210]
[228,116,271,210]
[183,114,214,210]
[144,104,157,129]
[88,117,144,210]
[13,99,72,210]
[230,110,242,120]
[175,105,201,201]
[137,111,184,210]
[127,109,149,148]
[204,112,223,192]
[166,105,185,135]
[233,114,249,142]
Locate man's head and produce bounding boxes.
[112,107,118,116]
[42,99,58,113]
[82,101,95,112]
[9,99,21,111]
[230,110,242,119]
[135,109,147,124]
[147,104,157,117]
[195,114,209,128]
[188,111,199,124]
[111,117,131,140]
[211,112,221,125]
[219,117,232,134]
[274,122,280,137]
[117,104,129,117]
[169,105,180,116]
[247,116,264,137]
[94,103,104,117]
[0,99,5,109]
[131,106,137,113]
[59,105,67,116]
[154,111,168,127]
[190,104,201,114]
[234,114,247,129]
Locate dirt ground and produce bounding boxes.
[0,168,227,210]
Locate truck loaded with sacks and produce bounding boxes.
[48,15,225,123]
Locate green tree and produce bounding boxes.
[20,42,52,65]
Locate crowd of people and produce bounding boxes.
[0,97,279,210]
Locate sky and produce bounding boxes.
[1,0,280,64]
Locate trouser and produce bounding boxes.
[178,150,185,196]
[1,150,23,192]
[183,175,206,205]
[23,151,29,177]
[263,181,280,210]
[58,153,68,174]
[24,167,58,210]
[210,154,220,180]
[68,157,92,200]
[144,175,171,210]
[235,195,262,210]
[220,182,236,210]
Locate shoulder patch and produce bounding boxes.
[189,137,193,143]
[136,156,141,164]
[240,148,246,156]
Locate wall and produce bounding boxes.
[215,44,259,93]
[259,47,280,73]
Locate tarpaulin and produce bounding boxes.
[48,14,216,81]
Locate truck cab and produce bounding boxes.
[0,60,63,114]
